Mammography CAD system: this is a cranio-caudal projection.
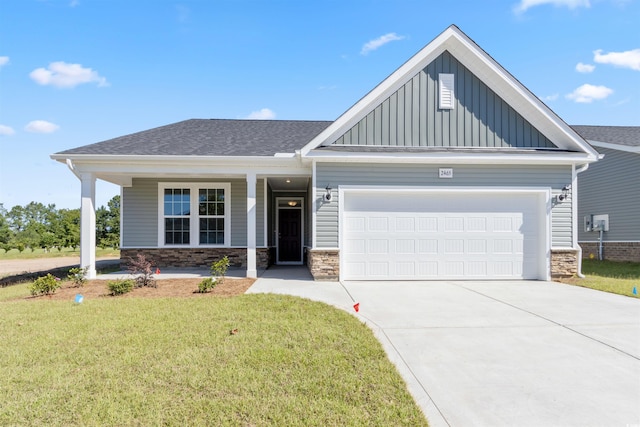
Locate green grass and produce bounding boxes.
[0,293,427,426]
[563,259,640,298]
[0,247,119,260]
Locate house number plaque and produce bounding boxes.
[439,168,453,179]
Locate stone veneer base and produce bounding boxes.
[579,242,640,263]
[120,248,271,269]
[550,249,579,278]
[308,249,339,281]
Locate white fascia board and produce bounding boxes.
[52,154,311,176]
[299,25,599,161]
[587,140,640,154]
[305,150,596,165]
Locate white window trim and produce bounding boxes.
[157,182,231,247]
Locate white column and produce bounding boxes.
[80,173,97,279]
[246,172,257,278]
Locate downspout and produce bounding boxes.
[574,163,591,278]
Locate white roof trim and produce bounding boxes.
[300,25,599,161]
[305,150,594,165]
[587,140,640,154]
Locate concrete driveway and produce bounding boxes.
[248,268,640,426]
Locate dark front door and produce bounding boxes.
[278,209,302,263]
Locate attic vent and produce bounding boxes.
[439,73,455,109]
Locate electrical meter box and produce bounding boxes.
[584,214,609,232]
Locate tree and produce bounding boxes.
[96,195,120,249]
[58,208,80,249]
[0,204,12,252]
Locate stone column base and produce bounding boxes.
[551,249,579,278]
[308,249,339,281]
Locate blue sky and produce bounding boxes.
[1,0,638,210]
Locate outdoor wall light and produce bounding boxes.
[557,185,570,202]
[323,184,333,202]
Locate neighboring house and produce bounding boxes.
[52,25,599,280]
[572,126,640,262]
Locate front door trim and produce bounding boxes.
[276,197,304,265]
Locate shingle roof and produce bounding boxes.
[56,119,333,157]
[572,125,640,147]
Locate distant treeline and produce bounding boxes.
[0,196,120,253]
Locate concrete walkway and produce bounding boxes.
[248,267,640,427]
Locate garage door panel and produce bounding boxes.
[342,191,544,280]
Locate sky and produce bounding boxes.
[0,0,638,210]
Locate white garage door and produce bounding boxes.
[342,190,546,280]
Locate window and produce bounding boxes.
[159,183,230,247]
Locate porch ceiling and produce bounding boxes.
[268,176,309,192]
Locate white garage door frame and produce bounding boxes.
[338,186,551,281]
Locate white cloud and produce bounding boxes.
[244,108,276,120]
[29,61,108,88]
[575,62,595,73]
[25,120,60,133]
[514,0,590,13]
[594,48,640,71]
[0,124,15,135]
[0,56,9,68]
[543,93,559,101]
[361,33,405,55]
[566,84,613,103]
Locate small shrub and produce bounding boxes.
[29,274,61,296]
[108,279,135,296]
[197,277,217,293]
[127,254,157,288]
[67,267,88,288]
[211,256,230,280]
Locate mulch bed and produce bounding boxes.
[20,277,256,301]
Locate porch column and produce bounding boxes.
[246,172,257,278]
[80,172,97,279]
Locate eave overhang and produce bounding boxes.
[586,140,640,154]
[50,153,310,186]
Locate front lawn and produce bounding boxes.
[0,289,427,426]
[560,259,640,298]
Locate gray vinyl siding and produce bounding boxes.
[333,51,555,149]
[578,147,640,242]
[267,184,274,247]
[122,179,158,247]
[256,179,265,246]
[315,163,573,248]
[122,177,263,247]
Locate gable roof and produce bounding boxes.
[300,25,599,162]
[572,126,640,153]
[55,119,332,157]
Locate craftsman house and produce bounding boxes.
[52,25,599,280]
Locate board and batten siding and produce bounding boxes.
[578,147,640,242]
[315,163,573,248]
[122,177,265,247]
[333,51,555,149]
